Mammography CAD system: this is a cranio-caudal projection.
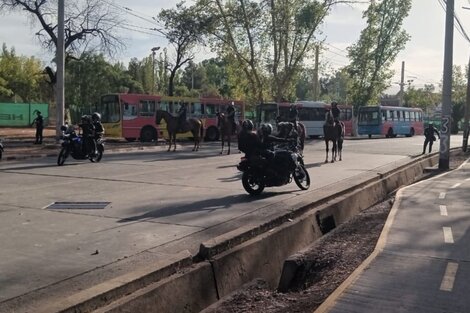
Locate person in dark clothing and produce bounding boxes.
[31,111,44,144]
[238,120,262,158]
[79,115,95,156]
[288,104,299,127]
[331,101,340,122]
[177,104,187,132]
[422,123,440,154]
[91,112,104,155]
[226,102,236,134]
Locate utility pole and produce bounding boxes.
[55,0,65,140]
[439,0,454,170]
[463,54,470,151]
[399,61,405,106]
[313,46,319,100]
[151,46,160,94]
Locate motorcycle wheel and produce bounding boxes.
[57,147,68,166]
[293,164,310,190]
[89,146,103,163]
[242,172,265,195]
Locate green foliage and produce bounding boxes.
[346,0,411,112]
[0,43,50,102]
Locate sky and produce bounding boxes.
[1,0,470,95]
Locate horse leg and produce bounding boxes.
[220,136,224,154]
[331,141,336,163]
[172,134,177,152]
[167,133,172,152]
[227,137,230,155]
[324,140,329,163]
[338,139,343,161]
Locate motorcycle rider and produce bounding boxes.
[79,115,95,156]
[238,119,262,158]
[91,112,104,155]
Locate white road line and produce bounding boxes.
[440,205,448,216]
[440,262,459,292]
[439,192,446,199]
[443,227,454,243]
[451,183,461,189]
[465,177,470,181]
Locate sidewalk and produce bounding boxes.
[316,159,470,313]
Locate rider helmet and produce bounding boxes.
[92,112,101,122]
[331,101,338,107]
[261,123,273,137]
[242,119,254,131]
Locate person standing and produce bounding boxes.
[226,102,236,134]
[288,104,299,127]
[31,111,44,144]
[422,123,440,154]
[177,104,187,132]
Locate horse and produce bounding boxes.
[276,121,306,155]
[323,111,344,163]
[155,110,204,152]
[216,112,237,155]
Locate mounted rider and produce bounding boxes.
[177,103,187,132]
[226,102,237,134]
[326,101,341,126]
[287,103,299,128]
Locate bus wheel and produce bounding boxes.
[406,128,415,137]
[386,128,394,138]
[140,127,157,142]
[205,127,219,141]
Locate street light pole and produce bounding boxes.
[151,46,160,94]
[56,0,65,140]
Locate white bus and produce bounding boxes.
[256,101,328,137]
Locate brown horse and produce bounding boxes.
[323,111,344,163]
[155,110,204,152]
[216,112,237,155]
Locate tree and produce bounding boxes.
[0,0,126,84]
[158,2,209,96]
[0,43,49,102]
[199,0,344,104]
[346,0,411,113]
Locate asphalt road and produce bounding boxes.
[0,135,462,310]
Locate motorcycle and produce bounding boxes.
[237,146,310,195]
[57,125,104,166]
[0,138,4,160]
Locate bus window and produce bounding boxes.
[159,101,170,112]
[205,104,217,118]
[140,100,156,117]
[404,111,410,121]
[381,110,386,121]
[191,102,203,117]
[123,102,137,120]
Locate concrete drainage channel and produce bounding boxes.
[36,151,456,313]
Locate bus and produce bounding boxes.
[256,101,353,137]
[98,93,244,142]
[357,105,424,138]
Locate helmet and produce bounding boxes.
[242,119,254,131]
[261,123,273,136]
[331,101,338,106]
[92,112,101,121]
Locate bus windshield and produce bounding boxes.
[99,95,120,123]
[358,107,380,125]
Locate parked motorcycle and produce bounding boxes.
[57,125,104,166]
[0,138,4,160]
[237,148,310,195]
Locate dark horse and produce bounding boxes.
[276,120,306,155]
[216,112,237,155]
[323,111,344,163]
[155,110,204,152]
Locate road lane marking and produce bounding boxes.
[443,227,454,243]
[466,177,470,181]
[451,183,461,189]
[440,205,448,216]
[439,192,446,199]
[440,262,459,292]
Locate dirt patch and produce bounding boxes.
[202,152,469,313]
